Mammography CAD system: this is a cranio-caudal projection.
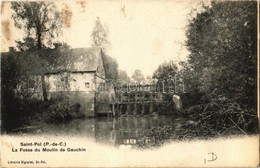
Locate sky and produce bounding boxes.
[1,0,206,77]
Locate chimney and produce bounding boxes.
[9,47,15,52]
[54,43,62,50]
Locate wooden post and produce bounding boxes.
[149,102,153,115]
[163,102,166,114]
[119,104,122,116]
[142,91,145,115]
[115,104,117,116]
[134,103,137,115]
[112,103,115,117]
[141,103,145,115]
[157,102,160,115]
[126,93,130,116]
[134,92,137,115]
[127,104,131,116]
[120,93,122,102]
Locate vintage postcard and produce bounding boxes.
[0,0,259,167]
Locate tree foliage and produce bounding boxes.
[102,52,119,80]
[152,61,178,81]
[1,51,48,131]
[91,17,119,80]
[132,69,145,83]
[118,70,129,84]
[11,2,62,50]
[185,1,257,108]
[91,17,110,51]
[15,37,38,51]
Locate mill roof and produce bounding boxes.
[44,47,102,74]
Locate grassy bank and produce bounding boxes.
[135,98,259,149]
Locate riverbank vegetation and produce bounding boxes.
[136,99,258,149]
[182,0,258,136]
[136,1,258,148]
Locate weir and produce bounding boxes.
[110,84,176,116]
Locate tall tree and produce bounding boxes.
[152,61,179,93]
[91,17,110,51]
[186,1,257,108]
[91,17,119,80]
[11,2,64,101]
[11,2,62,50]
[101,50,119,80]
[132,69,145,83]
[146,75,153,84]
[152,61,178,81]
[118,70,129,84]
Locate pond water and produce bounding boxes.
[25,115,184,147]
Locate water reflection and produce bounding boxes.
[30,116,178,147]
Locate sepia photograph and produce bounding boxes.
[0,0,259,167]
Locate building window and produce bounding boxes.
[85,82,90,88]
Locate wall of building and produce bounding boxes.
[45,72,96,92]
[45,72,106,117]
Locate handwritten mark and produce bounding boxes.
[204,152,217,164]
